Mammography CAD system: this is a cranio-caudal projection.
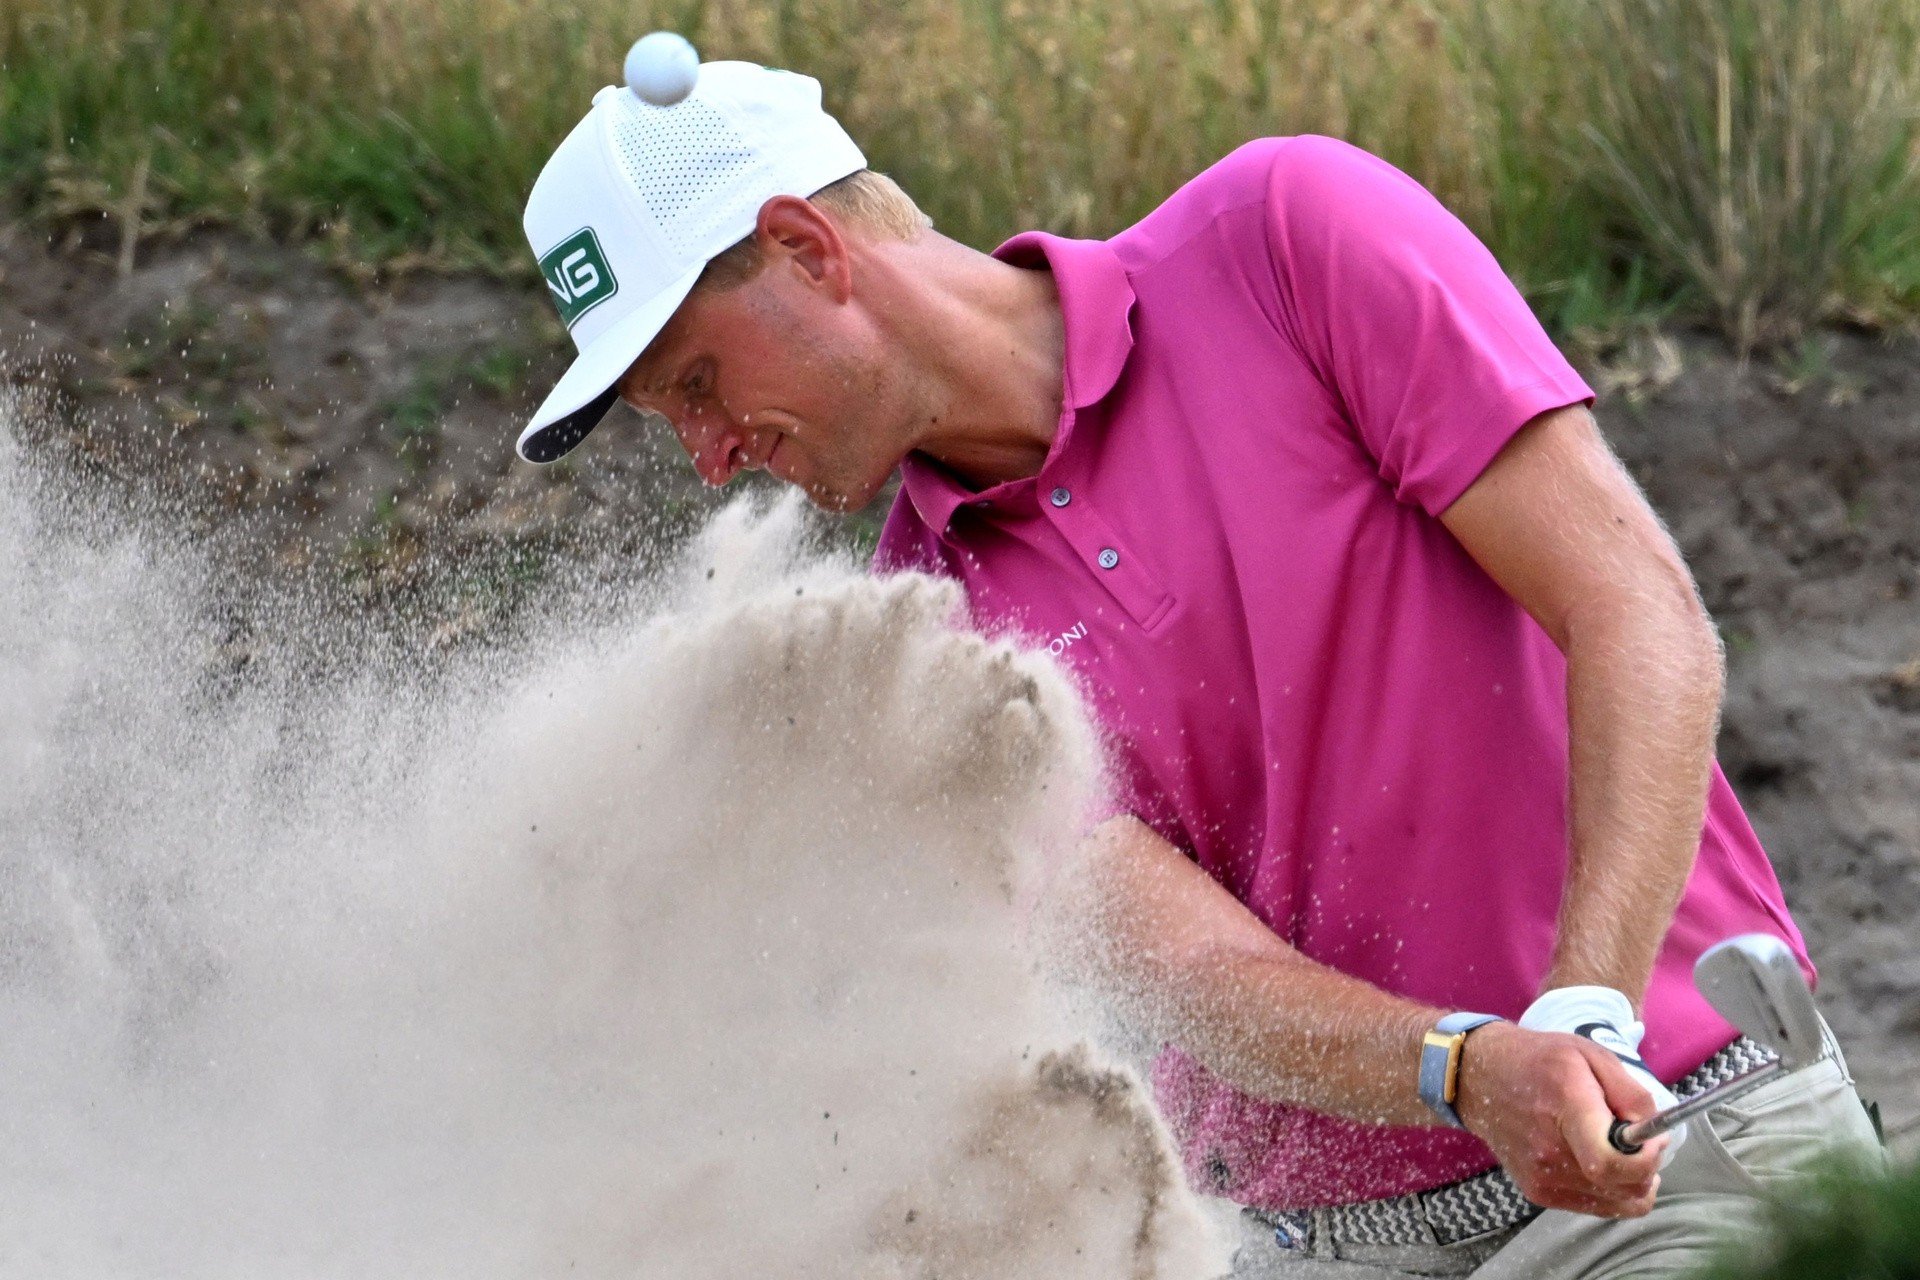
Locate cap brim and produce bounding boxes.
[516,257,707,464]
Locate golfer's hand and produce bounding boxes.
[1453,1021,1668,1218]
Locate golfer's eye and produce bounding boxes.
[683,363,712,397]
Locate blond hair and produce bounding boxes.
[695,169,931,291]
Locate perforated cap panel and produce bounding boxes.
[605,92,765,260]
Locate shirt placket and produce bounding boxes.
[1038,469,1174,631]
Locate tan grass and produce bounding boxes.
[3,0,1916,345]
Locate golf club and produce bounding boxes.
[1609,933,1825,1154]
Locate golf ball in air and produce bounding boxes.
[625,32,699,106]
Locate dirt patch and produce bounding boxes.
[0,222,831,621]
[1594,328,1920,1153]
[4,224,1916,1156]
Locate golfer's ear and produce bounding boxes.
[757,194,852,300]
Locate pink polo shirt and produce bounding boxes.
[871,134,1812,1209]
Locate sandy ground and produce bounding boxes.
[3,224,1916,1161]
[1596,331,1920,1155]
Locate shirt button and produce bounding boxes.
[1050,487,1072,508]
[1097,547,1120,570]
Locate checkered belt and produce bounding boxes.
[1248,1035,1778,1251]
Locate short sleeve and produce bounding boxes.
[1261,135,1596,516]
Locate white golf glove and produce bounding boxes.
[1518,985,1686,1167]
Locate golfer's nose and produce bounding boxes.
[671,404,746,487]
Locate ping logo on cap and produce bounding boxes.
[540,227,618,328]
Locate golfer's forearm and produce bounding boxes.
[1042,818,1442,1128]
[1142,944,1444,1128]
[1544,604,1725,1006]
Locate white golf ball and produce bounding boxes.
[624,32,699,106]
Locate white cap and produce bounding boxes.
[517,61,866,463]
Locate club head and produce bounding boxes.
[1694,933,1824,1070]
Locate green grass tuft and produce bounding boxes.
[1551,0,1920,355]
[1686,1153,1920,1280]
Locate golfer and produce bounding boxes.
[515,61,1886,1277]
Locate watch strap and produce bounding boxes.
[1420,1012,1504,1129]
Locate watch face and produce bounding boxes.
[1442,1036,1465,1103]
[1420,1030,1470,1127]
[1421,1016,1504,1127]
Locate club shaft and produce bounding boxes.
[1609,1060,1786,1152]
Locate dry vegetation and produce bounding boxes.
[4,0,1917,353]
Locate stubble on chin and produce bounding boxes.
[804,474,864,515]
[794,458,885,516]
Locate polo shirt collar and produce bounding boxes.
[899,231,1137,536]
[993,230,1138,411]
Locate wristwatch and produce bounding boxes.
[1419,1012,1504,1129]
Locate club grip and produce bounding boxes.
[1608,1118,1643,1155]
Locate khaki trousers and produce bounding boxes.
[1228,1019,1888,1280]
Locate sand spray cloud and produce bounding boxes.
[0,399,1227,1277]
